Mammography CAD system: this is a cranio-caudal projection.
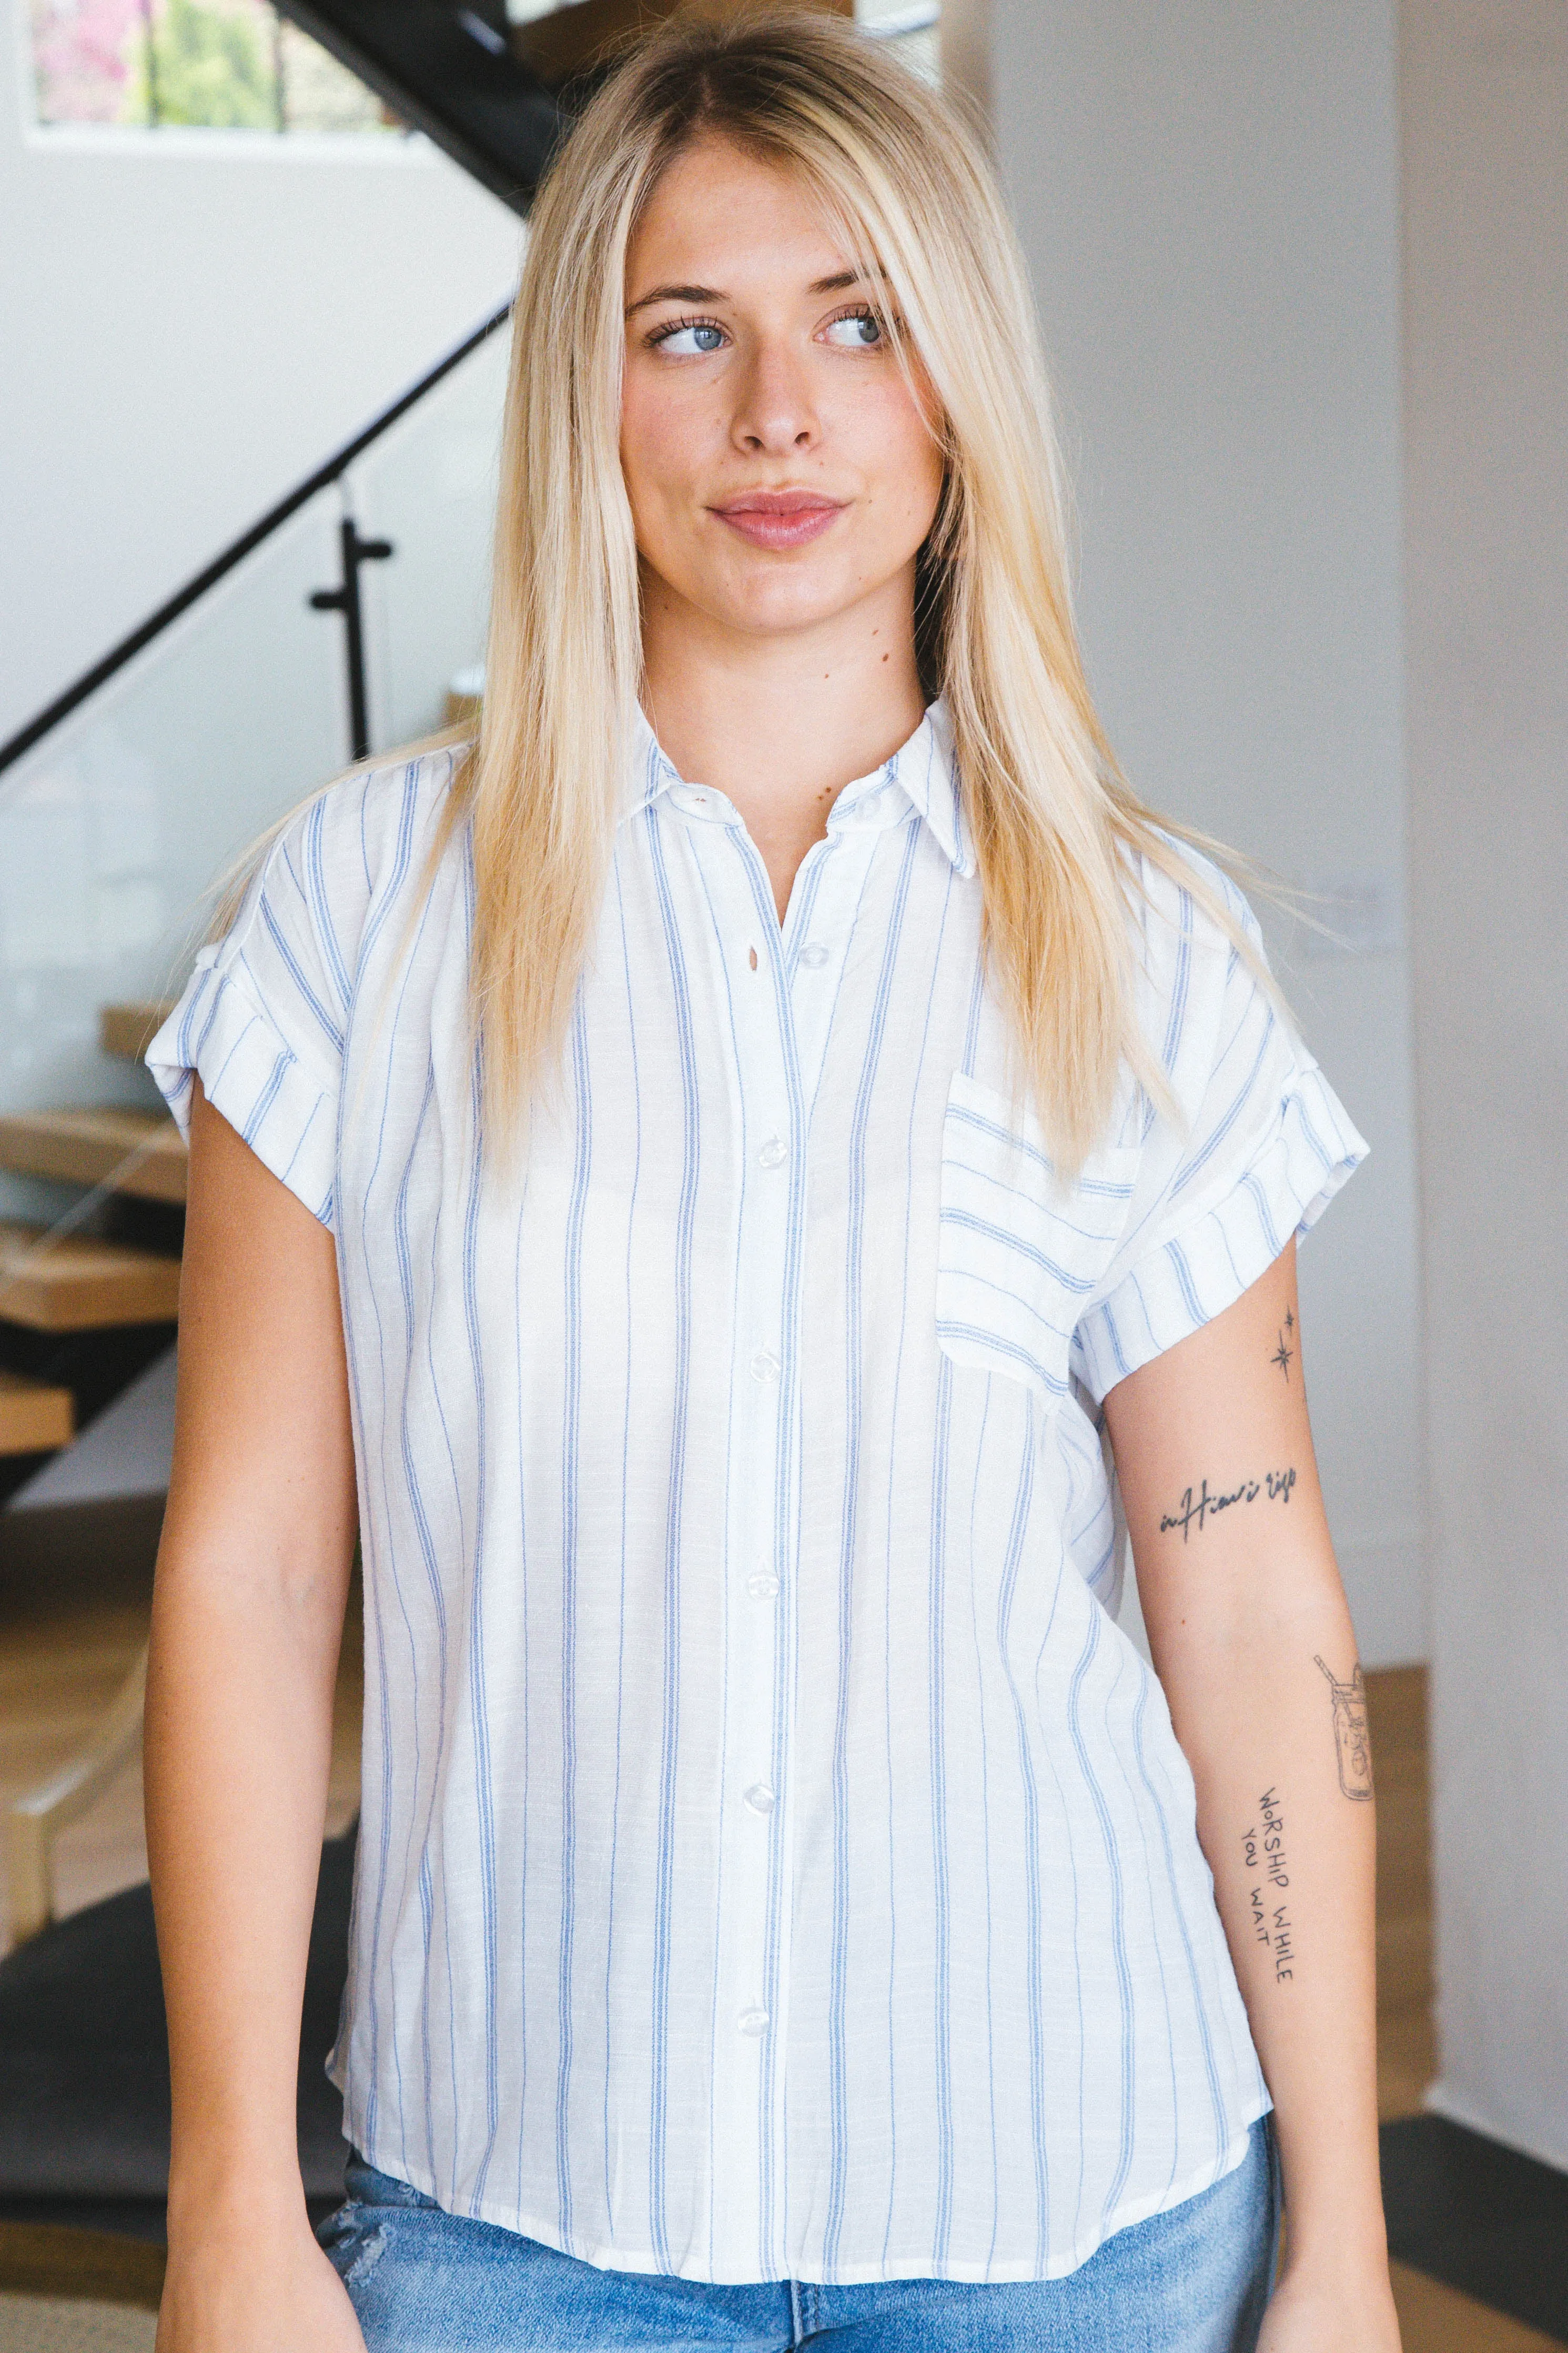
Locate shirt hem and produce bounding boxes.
[336,2088,1273,2288]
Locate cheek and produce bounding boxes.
[620,376,707,527]
[845,382,944,536]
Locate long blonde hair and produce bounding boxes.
[248,7,1261,1168]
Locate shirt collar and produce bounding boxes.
[622,698,975,879]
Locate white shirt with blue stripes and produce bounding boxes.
[150,703,1366,2287]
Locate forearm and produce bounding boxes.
[147,1080,359,2252]
[1152,1584,1382,2269]
[1104,1242,1398,2341]
[146,1517,350,2234]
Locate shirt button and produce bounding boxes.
[799,942,829,969]
[738,2008,770,2038]
[756,1135,787,1170]
[747,1571,780,1600]
[750,1347,780,1383]
[744,1783,776,1815]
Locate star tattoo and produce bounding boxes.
[1271,1329,1294,1382]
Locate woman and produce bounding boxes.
[146,12,1402,2350]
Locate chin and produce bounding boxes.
[713,572,868,639]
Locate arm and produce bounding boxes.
[148,1081,367,2351]
[1103,1239,1401,2351]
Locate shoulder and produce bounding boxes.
[1129,832,1262,963]
[229,741,468,969]
[1121,833,1281,1121]
[262,741,466,911]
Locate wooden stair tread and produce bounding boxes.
[0,1222,180,1332]
[0,1368,74,1457]
[0,1108,187,1206]
[98,1002,176,1062]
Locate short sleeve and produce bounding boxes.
[147,793,352,1230]
[1073,853,1368,1405]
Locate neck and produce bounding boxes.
[639,565,927,921]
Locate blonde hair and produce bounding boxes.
[233,6,1262,1168]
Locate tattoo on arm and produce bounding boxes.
[1314,1655,1374,1801]
[1269,1307,1297,1382]
[1158,1466,1297,1540]
[1241,1788,1296,1982]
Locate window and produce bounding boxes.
[30,0,399,134]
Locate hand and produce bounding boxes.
[156,2211,368,2353]
[1256,2255,1403,2353]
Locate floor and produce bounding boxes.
[0,1584,1559,2347]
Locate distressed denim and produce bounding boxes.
[318,2114,1279,2350]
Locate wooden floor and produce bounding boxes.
[1363,1672,1562,2351]
[0,1595,1557,2347]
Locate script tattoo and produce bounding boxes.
[1158,1467,1297,1540]
[1241,1788,1296,1982]
[1314,1655,1374,1801]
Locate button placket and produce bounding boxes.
[782,827,879,1115]
[705,818,801,2260]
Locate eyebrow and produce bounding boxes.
[624,267,874,318]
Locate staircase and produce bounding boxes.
[0,1007,183,1940]
[281,0,854,216]
[0,1005,182,1485]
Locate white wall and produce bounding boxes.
[984,0,1427,1665]
[0,0,521,743]
[1400,0,1568,2169]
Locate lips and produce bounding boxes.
[711,490,847,550]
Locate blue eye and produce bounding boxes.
[653,320,726,355]
[823,310,884,348]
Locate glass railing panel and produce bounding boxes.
[0,316,508,1214]
[353,318,509,747]
[0,486,345,1148]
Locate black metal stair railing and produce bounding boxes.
[0,301,512,785]
[278,0,568,211]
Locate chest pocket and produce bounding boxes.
[936,1071,1139,1407]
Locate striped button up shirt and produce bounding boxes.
[150,704,1365,2286]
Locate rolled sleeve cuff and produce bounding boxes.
[147,954,339,1230]
[1075,1059,1368,1404]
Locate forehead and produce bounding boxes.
[626,135,857,293]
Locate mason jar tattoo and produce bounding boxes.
[1314,1655,1373,1801]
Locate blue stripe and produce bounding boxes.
[1066,1613,1138,2231]
[822,819,921,2280]
[939,1203,1109,1292]
[554,1002,592,2243]
[458,843,502,2211]
[602,863,643,2235]
[643,802,702,2272]
[995,1430,1048,2267]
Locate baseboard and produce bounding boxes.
[1424,2078,1568,2179]
[1381,2112,1568,2343]
[0,2216,165,2308]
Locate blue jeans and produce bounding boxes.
[319,2117,1279,2349]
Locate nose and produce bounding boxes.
[730,334,820,456]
